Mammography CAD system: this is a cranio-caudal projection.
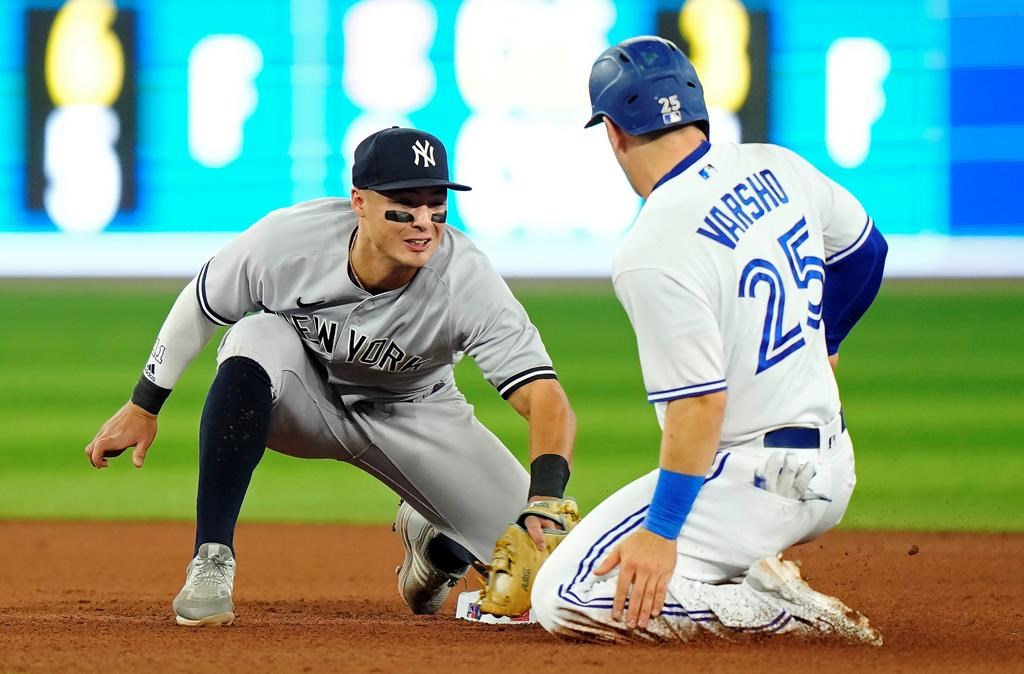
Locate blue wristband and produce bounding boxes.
[643,469,704,540]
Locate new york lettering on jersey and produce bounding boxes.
[188,198,555,404]
[345,327,427,373]
[285,313,340,354]
[268,307,428,374]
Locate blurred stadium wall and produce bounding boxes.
[0,0,1022,277]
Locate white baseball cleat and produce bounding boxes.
[394,501,468,615]
[745,555,882,646]
[172,542,236,626]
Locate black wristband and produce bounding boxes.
[528,454,570,499]
[131,374,171,415]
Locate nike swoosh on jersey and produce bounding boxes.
[296,297,327,309]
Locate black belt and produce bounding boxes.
[763,413,846,449]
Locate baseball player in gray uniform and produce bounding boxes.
[84,126,577,626]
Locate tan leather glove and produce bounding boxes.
[478,498,581,617]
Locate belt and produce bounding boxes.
[763,412,846,449]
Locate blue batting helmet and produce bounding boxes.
[585,36,709,138]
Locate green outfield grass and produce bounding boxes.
[0,278,1021,531]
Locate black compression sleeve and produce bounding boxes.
[528,453,571,499]
[131,375,171,415]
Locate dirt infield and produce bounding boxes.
[1,522,1021,673]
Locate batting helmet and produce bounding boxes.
[585,36,709,138]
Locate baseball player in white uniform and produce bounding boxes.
[84,127,576,626]
[531,37,888,644]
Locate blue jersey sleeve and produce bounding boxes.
[822,224,888,355]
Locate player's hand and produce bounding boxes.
[84,402,158,469]
[524,495,564,551]
[594,527,677,630]
[828,354,839,371]
[478,498,580,617]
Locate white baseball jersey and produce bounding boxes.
[613,142,872,446]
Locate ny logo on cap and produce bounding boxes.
[412,139,436,168]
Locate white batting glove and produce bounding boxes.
[754,451,828,501]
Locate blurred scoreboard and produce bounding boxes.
[1,0,1023,277]
[25,6,136,231]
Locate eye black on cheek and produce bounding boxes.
[385,210,415,223]
[431,211,448,224]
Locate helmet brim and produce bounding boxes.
[583,113,605,129]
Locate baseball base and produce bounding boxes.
[454,590,538,625]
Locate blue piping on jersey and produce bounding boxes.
[703,451,730,484]
[650,141,712,193]
[647,379,727,403]
[825,216,873,264]
[555,453,730,611]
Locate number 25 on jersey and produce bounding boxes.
[738,217,824,374]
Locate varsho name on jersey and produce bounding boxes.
[697,168,790,249]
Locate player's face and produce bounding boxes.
[355,187,448,269]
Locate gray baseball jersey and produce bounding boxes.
[144,197,557,404]
[141,197,559,559]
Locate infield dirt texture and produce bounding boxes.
[2,521,1022,672]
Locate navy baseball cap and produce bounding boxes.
[352,126,471,192]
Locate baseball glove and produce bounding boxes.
[478,498,581,617]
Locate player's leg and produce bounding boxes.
[529,468,785,642]
[532,433,878,643]
[631,430,856,583]
[796,429,857,545]
[392,500,475,614]
[173,313,360,626]
[350,380,528,560]
[346,381,529,612]
[191,356,271,556]
[193,313,361,545]
[172,319,278,626]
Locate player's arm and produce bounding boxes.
[594,265,727,629]
[456,253,582,616]
[780,146,888,364]
[85,232,264,469]
[84,278,219,469]
[822,226,887,364]
[595,392,726,629]
[454,250,576,521]
[507,379,576,547]
[478,377,579,617]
